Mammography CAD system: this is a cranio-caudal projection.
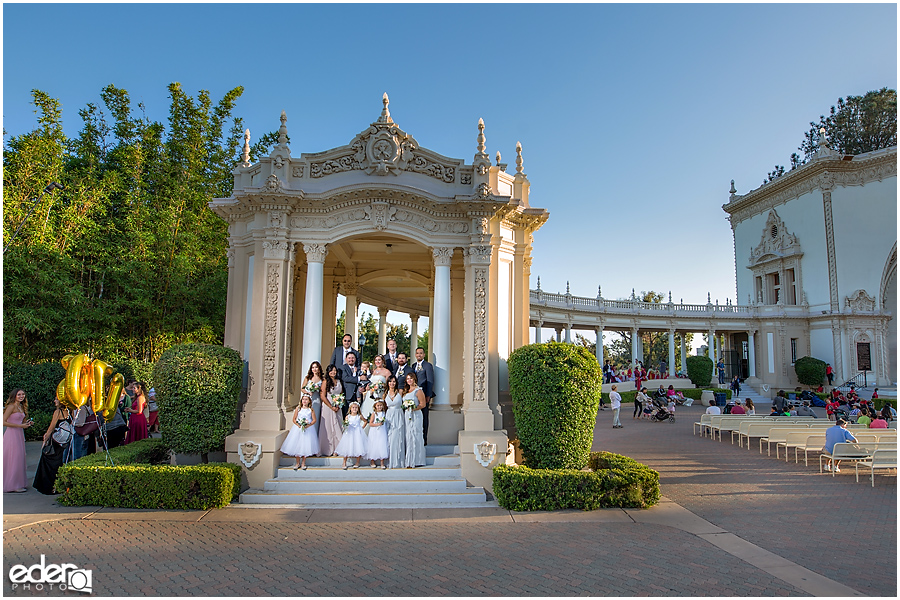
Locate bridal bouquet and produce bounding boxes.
[370,380,386,399]
[304,381,321,396]
[330,394,345,409]
[402,397,417,420]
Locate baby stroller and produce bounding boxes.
[649,396,675,422]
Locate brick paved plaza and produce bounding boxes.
[3,404,895,596]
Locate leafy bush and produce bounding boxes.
[152,344,242,461]
[112,360,155,386]
[72,438,171,466]
[3,360,66,416]
[56,464,238,509]
[686,355,713,387]
[24,410,53,441]
[492,451,659,511]
[794,356,826,387]
[507,342,602,470]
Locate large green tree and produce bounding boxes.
[3,84,248,363]
[765,88,897,183]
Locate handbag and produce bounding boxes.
[147,399,158,412]
[52,420,73,445]
[74,418,100,436]
[41,440,58,456]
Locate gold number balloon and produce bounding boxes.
[64,353,91,409]
[55,379,76,410]
[91,359,113,414]
[104,373,125,421]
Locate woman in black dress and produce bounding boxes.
[33,397,71,495]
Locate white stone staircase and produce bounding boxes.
[239,445,492,508]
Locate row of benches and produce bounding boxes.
[693,414,897,486]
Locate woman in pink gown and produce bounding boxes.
[4,389,33,492]
[123,382,149,445]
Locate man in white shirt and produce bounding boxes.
[706,403,722,415]
[610,384,623,428]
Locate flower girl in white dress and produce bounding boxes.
[280,395,319,470]
[334,401,368,469]
[366,400,390,469]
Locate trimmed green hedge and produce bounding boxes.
[686,355,714,387]
[493,451,660,511]
[507,342,602,470]
[794,356,826,387]
[56,438,241,509]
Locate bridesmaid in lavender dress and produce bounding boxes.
[3,389,33,493]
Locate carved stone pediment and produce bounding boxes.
[845,289,876,312]
[749,209,802,266]
[238,440,262,468]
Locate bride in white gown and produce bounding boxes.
[361,354,392,422]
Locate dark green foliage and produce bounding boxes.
[794,356,826,387]
[71,438,171,466]
[111,360,155,386]
[152,344,242,457]
[686,355,713,387]
[4,85,245,363]
[492,452,660,511]
[3,360,66,417]
[507,342,602,470]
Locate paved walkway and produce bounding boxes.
[2,407,895,596]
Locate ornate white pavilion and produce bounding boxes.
[210,96,547,490]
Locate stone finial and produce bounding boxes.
[566,281,570,294]
[669,291,672,303]
[476,118,487,156]
[536,276,541,290]
[631,288,636,300]
[597,285,602,298]
[708,292,712,303]
[819,127,828,148]
[495,151,501,166]
[278,111,288,145]
[378,92,393,124]
[729,179,737,196]
[241,128,251,166]
[515,141,524,174]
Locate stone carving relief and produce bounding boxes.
[749,210,801,266]
[432,247,454,266]
[474,441,497,467]
[460,169,473,185]
[474,183,493,199]
[262,240,290,260]
[303,243,328,263]
[273,156,285,169]
[292,166,304,178]
[473,267,488,403]
[845,289,876,312]
[264,173,284,193]
[406,155,456,183]
[364,201,397,231]
[290,209,367,230]
[394,209,468,234]
[226,248,235,268]
[269,211,285,229]
[263,263,280,401]
[238,441,263,468]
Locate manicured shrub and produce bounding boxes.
[152,344,243,462]
[492,451,660,511]
[686,355,713,387]
[794,356,826,387]
[56,464,237,509]
[3,360,66,417]
[507,342,602,470]
[72,438,171,467]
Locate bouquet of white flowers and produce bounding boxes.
[374,415,385,425]
[330,393,345,409]
[304,381,321,396]
[370,380,386,398]
[342,416,350,429]
[402,397,417,420]
[297,417,310,430]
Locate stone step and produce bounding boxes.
[263,478,471,493]
[239,489,487,506]
[274,465,462,480]
[278,455,460,468]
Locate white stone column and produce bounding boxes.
[302,243,327,422]
[565,323,572,344]
[748,330,757,378]
[535,321,543,343]
[668,329,676,378]
[631,328,639,364]
[409,314,419,355]
[342,281,358,343]
[555,328,563,342]
[708,329,716,360]
[377,306,388,356]
[431,247,453,408]
[680,334,687,374]
[595,326,603,364]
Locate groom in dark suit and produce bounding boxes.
[330,333,361,369]
[413,347,435,445]
[339,352,361,418]
[393,352,414,387]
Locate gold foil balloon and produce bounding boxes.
[65,353,92,409]
[91,359,113,414]
[56,379,75,410]
[104,373,125,421]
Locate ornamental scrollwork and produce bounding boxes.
[432,247,454,266]
[262,240,290,260]
[473,267,488,402]
[263,263,280,401]
[303,243,328,263]
[264,173,284,193]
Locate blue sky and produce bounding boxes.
[3,3,897,343]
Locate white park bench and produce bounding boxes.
[854,449,898,486]
[819,441,898,475]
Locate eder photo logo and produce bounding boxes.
[8,555,92,593]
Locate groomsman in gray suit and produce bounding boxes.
[413,347,435,445]
[384,338,400,374]
[330,333,361,370]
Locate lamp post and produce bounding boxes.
[358,333,367,360]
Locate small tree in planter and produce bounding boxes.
[507,342,602,470]
[152,344,242,463]
[686,355,714,387]
[794,356,826,388]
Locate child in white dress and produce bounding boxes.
[366,400,389,469]
[335,401,368,469]
[280,395,319,470]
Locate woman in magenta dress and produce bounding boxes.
[4,389,33,493]
[123,382,149,445]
